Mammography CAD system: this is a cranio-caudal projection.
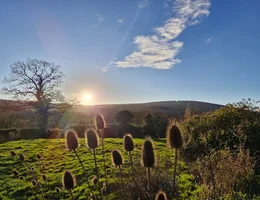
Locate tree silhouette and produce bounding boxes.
[2,58,70,130]
[115,110,133,126]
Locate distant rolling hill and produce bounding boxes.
[0,99,223,126]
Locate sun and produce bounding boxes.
[81,93,93,105]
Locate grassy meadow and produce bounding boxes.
[0,138,195,200]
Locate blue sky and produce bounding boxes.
[0,0,259,105]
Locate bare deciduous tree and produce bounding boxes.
[2,58,71,130]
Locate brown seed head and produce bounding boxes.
[65,130,79,150]
[10,151,16,157]
[123,134,134,152]
[31,179,37,186]
[56,187,60,193]
[62,170,76,190]
[167,124,183,149]
[36,154,41,159]
[42,174,47,181]
[91,176,98,185]
[18,153,25,161]
[85,129,99,149]
[142,139,155,168]
[12,169,19,177]
[112,149,123,166]
[95,115,106,130]
[155,191,167,200]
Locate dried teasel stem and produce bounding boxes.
[167,124,183,186]
[95,115,109,193]
[155,191,167,200]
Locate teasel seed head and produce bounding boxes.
[91,176,98,185]
[112,149,123,167]
[167,124,183,149]
[10,151,16,157]
[42,174,47,181]
[12,169,19,177]
[62,170,76,190]
[36,154,41,159]
[142,139,155,168]
[155,191,167,200]
[19,153,25,161]
[31,179,37,186]
[55,187,60,194]
[123,134,134,152]
[65,130,79,150]
[85,129,99,149]
[95,115,106,130]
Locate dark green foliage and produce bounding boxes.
[167,125,183,149]
[70,125,87,138]
[181,100,260,173]
[142,139,155,168]
[112,149,123,166]
[85,129,99,149]
[95,115,106,130]
[115,110,134,125]
[62,170,76,190]
[65,130,79,150]
[123,134,134,152]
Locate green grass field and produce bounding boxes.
[0,138,194,200]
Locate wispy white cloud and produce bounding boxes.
[116,0,211,70]
[92,14,104,28]
[95,58,117,72]
[206,36,213,44]
[138,0,149,8]
[117,18,124,24]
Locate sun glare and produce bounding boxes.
[81,93,93,105]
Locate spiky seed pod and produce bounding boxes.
[142,139,155,168]
[167,124,183,149]
[112,150,123,166]
[32,179,37,186]
[65,130,79,150]
[42,174,47,181]
[19,153,25,161]
[85,129,99,149]
[155,191,167,200]
[19,176,24,180]
[62,170,76,190]
[55,187,60,194]
[12,169,19,177]
[10,151,16,157]
[36,154,41,159]
[123,134,134,152]
[95,115,106,130]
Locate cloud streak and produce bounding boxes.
[92,14,104,28]
[116,0,211,70]
[117,18,124,24]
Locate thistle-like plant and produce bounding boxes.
[111,149,124,182]
[142,139,155,191]
[10,151,16,157]
[155,191,167,200]
[62,170,76,200]
[85,129,102,200]
[65,130,93,197]
[167,124,183,186]
[95,114,108,189]
[123,134,134,174]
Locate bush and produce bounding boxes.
[19,128,43,139]
[181,100,260,173]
